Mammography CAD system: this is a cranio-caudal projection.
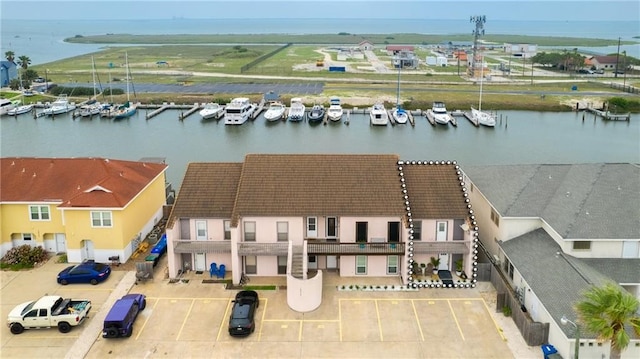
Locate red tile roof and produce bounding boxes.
[1,157,167,208]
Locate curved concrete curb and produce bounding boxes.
[64,271,137,359]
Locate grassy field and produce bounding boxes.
[16,40,639,112]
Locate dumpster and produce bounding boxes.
[145,253,160,267]
[541,344,563,359]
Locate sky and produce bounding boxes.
[1,0,639,21]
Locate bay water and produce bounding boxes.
[1,110,637,188]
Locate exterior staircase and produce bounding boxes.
[290,245,305,279]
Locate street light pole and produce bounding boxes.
[561,315,580,359]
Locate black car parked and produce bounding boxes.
[228,290,259,337]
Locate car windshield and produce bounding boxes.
[232,304,250,319]
[20,301,36,315]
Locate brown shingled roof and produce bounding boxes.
[231,154,405,225]
[0,157,167,208]
[402,162,469,219]
[167,162,243,227]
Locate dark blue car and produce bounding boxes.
[57,260,111,285]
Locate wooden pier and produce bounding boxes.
[585,107,631,121]
[178,104,202,121]
[424,110,436,126]
[407,110,415,126]
[251,99,266,120]
[451,110,478,127]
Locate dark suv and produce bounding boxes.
[102,294,146,338]
[228,290,259,337]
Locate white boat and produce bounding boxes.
[113,52,137,119]
[224,97,256,125]
[79,102,101,117]
[431,101,452,125]
[42,94,76,116]
[471,107,496,127]
[199,103,224,120]
[288,97,306,122]
[369,103,389,126]
[471,55,496,127]
[263,102,286,122]
[392,107,408,124]
[390,65,407,124]
[327,97,343,122]
[7,104,33,116]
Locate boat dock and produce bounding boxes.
[451,110,478,127]
[142,103,197,120]
[178,104,201,121]
[424,110,436,126]
[585,108,631,121]
[251,99,266,120]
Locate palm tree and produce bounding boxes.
[16,55,31,70]
[575,282,640,359]
[5,50,15,62]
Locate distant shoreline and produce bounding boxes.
[64,33,633,47]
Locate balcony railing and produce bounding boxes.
[173,240,231,254]
[412,241,470,254]
[307,242,405,255]
[238,242,289,256]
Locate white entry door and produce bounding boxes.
[436,221,448,242]
[194,253,206,272]
[55,234,67,253]
[327,256,338,269]
[308,255,318,269]
[306,217,317,238]
[82,240,95,261]
[438,253,449,270]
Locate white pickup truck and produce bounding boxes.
[7,295,91,334]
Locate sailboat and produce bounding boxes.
[113,52,137,119]
[391,64,408,124]
[470,56,496,127]
[79,56,102,117]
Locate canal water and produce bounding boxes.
[1,110,637,188]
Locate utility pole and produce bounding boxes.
[614,37,620,78]
[470,15,486,78]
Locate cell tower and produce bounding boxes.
[470,15,486,77]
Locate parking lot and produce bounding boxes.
[1,257,534,359]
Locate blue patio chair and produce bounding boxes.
[209,262,218,278]
[217,264,226,279]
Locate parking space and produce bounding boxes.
[2,259,516,358]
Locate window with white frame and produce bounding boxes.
[223,220,231,240]
[244,221,256,241]
[23,233,33,241]
[356,255,367,274]
[412,221,422,240]
[91,211,112,227]
[29,205,50,221]
[245,255,257,274]
[277,222,288,241]
[387,256,398,274]
[196,220,207,240]
[277,256,287,274]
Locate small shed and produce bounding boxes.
[358,40,374,51]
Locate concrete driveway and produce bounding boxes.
[2,257,535,359]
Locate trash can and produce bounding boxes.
[145,253,159,267]
[541,344,563,359]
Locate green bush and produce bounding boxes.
[1,245,49,269]
[502,305,512,317]
[607,97,640,112]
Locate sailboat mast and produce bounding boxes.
[478,56,483,112]
[125,52,130,102]
[396,64,401,108]
[91,56,97,99]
